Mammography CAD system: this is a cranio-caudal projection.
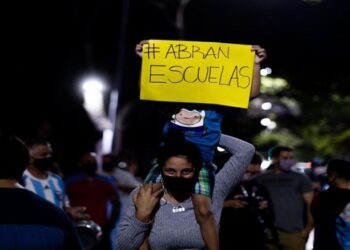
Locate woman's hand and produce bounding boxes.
[135,40,149,58]
[133,184,163,223]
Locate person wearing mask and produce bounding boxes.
[0,135,82,250]
[136,39,266,250]
[117,134,255,250]
[312,159,350,250]
[102,153,143,250]
[22,139,90,221]
[219,153,279,250]
[66,152,120,250]
[255,146,314,250]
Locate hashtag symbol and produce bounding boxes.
[144,43,160,59]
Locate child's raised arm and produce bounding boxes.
[250,45,267,98]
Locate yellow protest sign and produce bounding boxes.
[140,40,255,108]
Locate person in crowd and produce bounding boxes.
[136,39,266,250]
[219,153,279,250]
[102,153,142,250]
[312,159,350,250]
[66,152,120,250]
[22,138,90,221]
[255,146,314,250]
[306,157,329,193]
[102,153,143,215]
[117,133,255,250]
[0,135,82,249]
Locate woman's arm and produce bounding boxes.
[117,185,163,250]
[213,134,255,218]
[117,188,152,250]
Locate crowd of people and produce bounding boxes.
[0,40,349,250]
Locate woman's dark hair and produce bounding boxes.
[157,139,202,175]
[0,135,30,181]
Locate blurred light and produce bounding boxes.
[260,118,271,126]
[261,77,289,95]
[267,121,277,130]
[118,161,128,169]
[217,146,225,152]
[261,159,271,170]
[82,77,104,93]
[260,118,277,130]
[81,75,112,131]
[102,128,114,154]
[293,162,309,174]
[260,67,272,76]
[261,102,272,110]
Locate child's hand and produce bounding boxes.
[251,45,267,64]
[135,40,149,58]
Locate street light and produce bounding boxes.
[81,75,113,151]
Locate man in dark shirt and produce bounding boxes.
[0,135,82,250]
[255,146,314,250]
[312,159,350,250]
[219,153,279,250]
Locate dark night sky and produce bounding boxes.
[2,0,350,174]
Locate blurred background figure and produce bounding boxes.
[219,153,279,250]
[102,152,142,250]
[66,152,120,250]
[255,146,314,250]
[306,157,329,193]
[0,135,82,250]
[22,139,90,221]
[311,159,350,250]
[102,152,142,217]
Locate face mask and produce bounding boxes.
[34,157,54,171]
[162,175,196,197]
[279,159,296,172]
[102,162,115,172]
[83,163,97,175]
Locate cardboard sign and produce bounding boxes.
[140,40,255,108]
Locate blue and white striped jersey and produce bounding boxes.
[22,169,69,209]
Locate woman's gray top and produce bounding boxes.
[117,134,255,250]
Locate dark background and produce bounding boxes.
[2,0,350,175]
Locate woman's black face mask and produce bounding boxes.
[162,175,196,197]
